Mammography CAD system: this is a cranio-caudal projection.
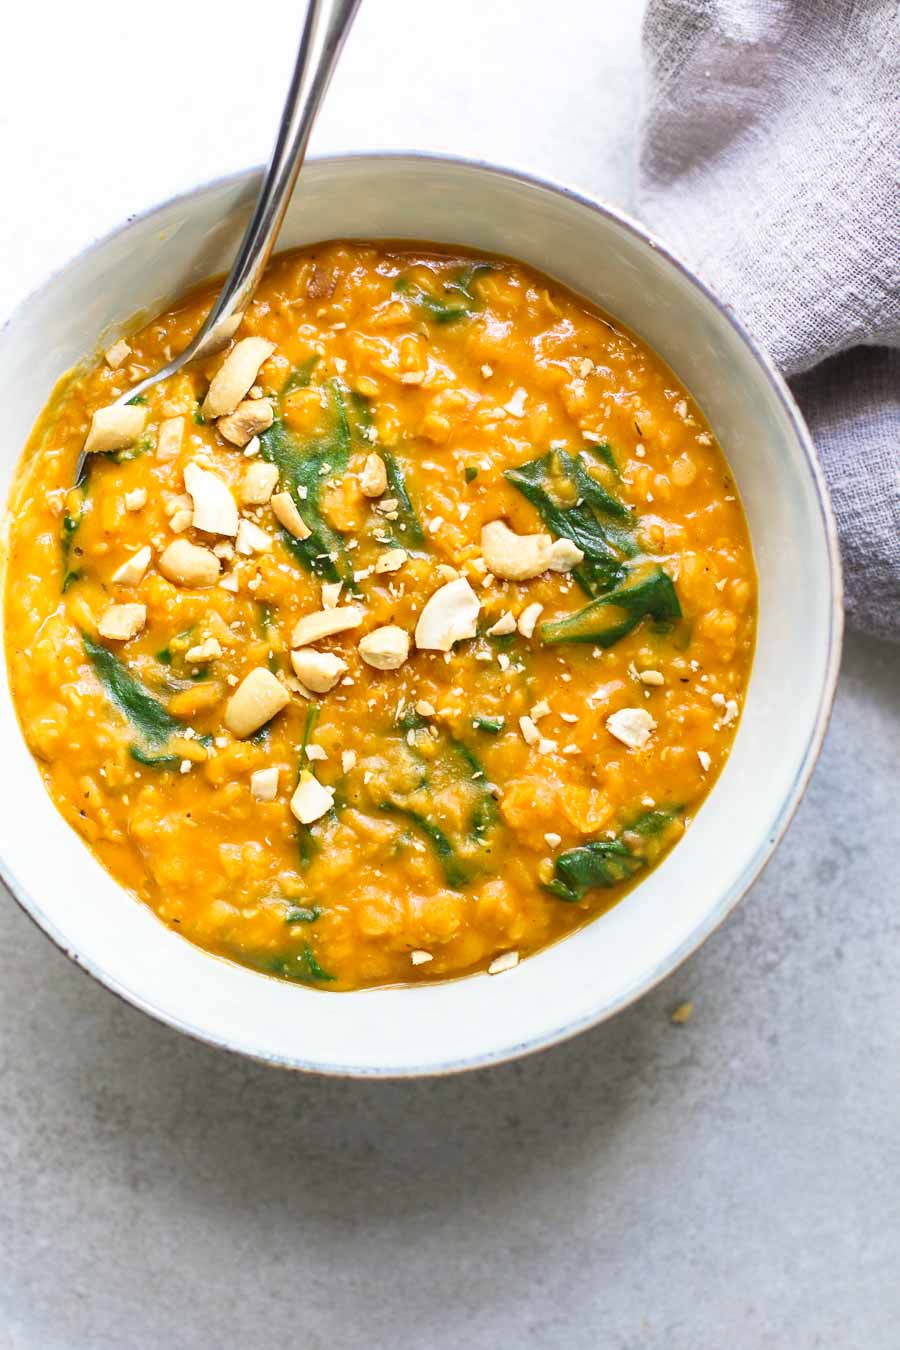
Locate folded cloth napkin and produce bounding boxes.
[639,0,899,639]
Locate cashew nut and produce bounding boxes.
[290,649,348,693]
[224,667,290,739]
[358,625,410,671]
[158,539,221,588]
[217,398,274,447]
[202,337,276,419]
[83,404,147,455]
[481,520,552,580]
[97,603,146,641]
[291,605,365,648]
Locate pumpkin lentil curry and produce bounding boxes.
[4,244,756,990]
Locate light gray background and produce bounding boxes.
[1,4,898,1347]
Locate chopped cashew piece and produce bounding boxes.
[201,337,275,419]
[698,750,712,772]
[414,578,480,652]
[184,463,239,537]
[359,453,388,497]
[124,488,147,512]
[290,772,335,825]
[358,625,410,671]
[410,950,433,966]
[487,950,519,975]
[158,539,220,588]
[548,538,585,572]
[157,416,184,461]
[504,388,527,417]
[517,602,543,638]
[291,605,365,649]
[638,669,665,686]
[518,715,540,746]
[240,460,279,505]
[271,491,311,540]
[217,398,274,447]
[374,548,407,574]
[83,404,147,455]
[224,666,289,738]
[104,338,131,369]
[112,545,152,587]
[290,649,347,693]
[97,603,146,641]
[341,750,357,773]
[481,519,552,581]
[487,611,517,636]
[606,706,656,749]
[235,518,273,555]
[185,638,222,663]
[250,767,280,801]
[165,493,192,518]
[321,581,342,609]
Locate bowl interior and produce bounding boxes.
[0,155,840,1074]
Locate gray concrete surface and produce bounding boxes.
[1,633,898,1348]
[2,3,899,1346]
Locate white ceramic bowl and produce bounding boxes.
[0,154,842,1076]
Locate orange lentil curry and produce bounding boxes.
[4,243,756,990]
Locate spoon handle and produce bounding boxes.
[105,0,361,420]
[187,0,363,360]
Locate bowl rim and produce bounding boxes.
[0,149,844,1076]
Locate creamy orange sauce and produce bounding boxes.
[4,243,755,990]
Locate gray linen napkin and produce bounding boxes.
[639,0,899,639]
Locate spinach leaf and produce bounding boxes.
[129,746,180,768]
[345,388,376,445]
[381,451,425,544]
[505,448,636,596]
[379,801,469,888]
[376,713,498,887]
[266,944,335,984]
[347,390,426,546]
[539,564,681,648]
[591,442,620,479]
[83,634,188,763]
[300,703,320,761]
[61,493,85,591]
[281,354,319,398]
[285,905,321,924]
[473,715,504,734]
[394,263,494,325]
[154,628,195,670]
[256,602,273,636]
[62,446,99,588]
[548,808,681,902]
[105,437,152,464]
[259,380,356,588]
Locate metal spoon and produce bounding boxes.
[75,0,361,481]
